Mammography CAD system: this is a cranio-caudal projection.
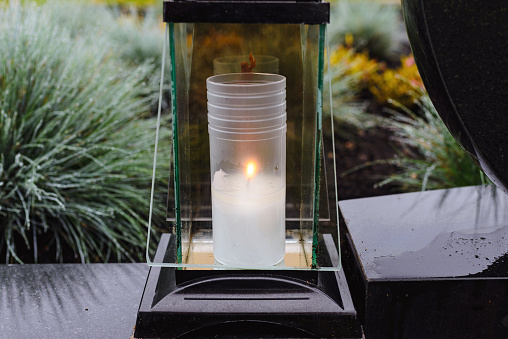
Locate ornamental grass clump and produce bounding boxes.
[111,10,164,67]
[368,55,425,108]
[328,0,405,61]
[0,2,170,263]
[325,38,380,139]
[44,1,167,113]
[374,95,491,191]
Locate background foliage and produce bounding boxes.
[0,1,170,263]
[327,0,489,192]
[0,0,491,264]
[328,0,406,61]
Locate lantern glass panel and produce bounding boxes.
[147,22,339,270]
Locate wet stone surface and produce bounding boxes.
[0,263,148,339]
[339,185,508,337]
[341,185,508,280]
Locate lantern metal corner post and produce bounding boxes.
[135,0,361,337]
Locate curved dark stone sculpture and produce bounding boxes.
[401,0,508,193]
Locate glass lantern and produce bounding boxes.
[147,0,339,271]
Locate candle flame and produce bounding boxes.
[245,161,257,179]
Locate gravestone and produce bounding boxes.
[338,2,508,336]
[402,0,508,193]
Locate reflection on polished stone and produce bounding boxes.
[339,185,508,337]
[0,263,148,339]
[181,229,313,269]
[341,185,508,279]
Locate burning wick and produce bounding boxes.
[246,161,257,179]
[245,162,257,188]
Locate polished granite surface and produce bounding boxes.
[0,263,148,339]
[340,185,508,280]
[339,185,508,337]
[402,0,508,193]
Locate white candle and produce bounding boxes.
[212,168,286,266]
[207,73,287,267]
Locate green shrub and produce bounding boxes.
[45,2,165,68]
[110,10,164,67]
[328,0,405,61]
[372,95,491,191]
[0,2,170,263]
[43,0,116,38]
[42,1,167,112]
[108,9,170,113]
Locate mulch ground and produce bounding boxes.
[335,126,400,201]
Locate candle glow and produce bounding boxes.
[245,161,257,179]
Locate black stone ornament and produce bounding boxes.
[401,0,508,193]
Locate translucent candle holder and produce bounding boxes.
[207,73,287,266]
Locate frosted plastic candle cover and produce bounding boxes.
[207,73,287,266]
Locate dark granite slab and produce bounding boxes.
[402,0,508,193]
[339,185,508,337]
[0,263,148,339]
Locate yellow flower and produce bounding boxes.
[330,44,378,86]
[368,54,425,107]
[345,33,354,48]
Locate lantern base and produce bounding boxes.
[134,234,361,338]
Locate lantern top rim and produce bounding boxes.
[163,0,330,24]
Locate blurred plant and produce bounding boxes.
[43,2,164,68]
[109,9,169,113]
[94,0,158,8]
[325,37,380,139]
[330,34,379,84]
[368,55,425,107]
[328,0,406,61]
[346,94,491,191]
[0,1,170,263]
[110,9,164,67]
[43,1,167,114]
[44,0,117,38]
